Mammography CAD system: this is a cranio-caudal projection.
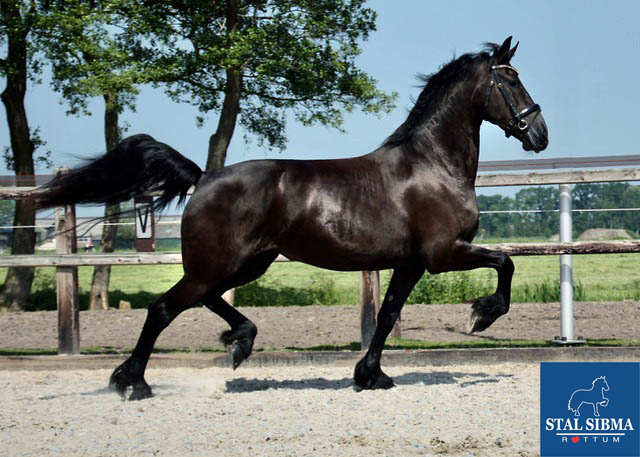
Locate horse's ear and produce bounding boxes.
[494,36,513,64]
[509,41,519,61]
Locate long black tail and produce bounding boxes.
[36,134,203,211]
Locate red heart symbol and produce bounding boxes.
[571,436,579,443]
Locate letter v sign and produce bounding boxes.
[134,196,155,252]
[135,202,152,239]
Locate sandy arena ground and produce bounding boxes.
[1,302,638,456]
[1,363,541,457]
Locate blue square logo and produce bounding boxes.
[541,362,640,457]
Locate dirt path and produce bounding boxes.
[0,301,638,351]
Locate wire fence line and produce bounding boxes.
[480,207,640,215]
[0,207,638,230]
[0,219,181,231]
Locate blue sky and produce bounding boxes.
[2,0,639,214]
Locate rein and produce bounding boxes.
[484,64,541,137]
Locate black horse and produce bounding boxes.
[35,37,548,400]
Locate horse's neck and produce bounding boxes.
[412,89,482,180]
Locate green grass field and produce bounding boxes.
[241,252,640,303]
[3,247,640,310]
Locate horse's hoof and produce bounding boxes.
[230,343,245,370]
[370,373,395,390]
[220,321,257,370]
[468,309,491,333]
[109,361,153,400]
[355,373,395,390]
[109,364,131,398]
[353,359,395,390]
[128,384,153,401]
[468,295,507,333]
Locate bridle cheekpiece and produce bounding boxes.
[484,63,541,137]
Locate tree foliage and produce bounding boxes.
[120,0,396,168]
[36,0,147,122]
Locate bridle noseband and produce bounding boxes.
[484,64,541,137]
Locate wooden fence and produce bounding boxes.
[2,164,640,354]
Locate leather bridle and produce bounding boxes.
[484,64,541,138]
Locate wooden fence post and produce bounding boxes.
[55,197,80,354]
[360,270,380,350]
[360,270,401,350]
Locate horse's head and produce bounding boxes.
[478,37,548,153]
[600,376,610,391]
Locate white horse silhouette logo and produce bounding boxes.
[568,376,610,417]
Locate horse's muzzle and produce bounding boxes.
[521,116,549,153]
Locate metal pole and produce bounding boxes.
[556,184,583,344]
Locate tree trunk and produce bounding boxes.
[0,199,35,310]
[88,93,120,310]
[206,68,242,171]
[0,2,36,311]
[206,0,242,171]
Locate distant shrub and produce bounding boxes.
[29,274,57,311]
[235,274,341,306]
[405,271,493,304]
[512,279,585,303]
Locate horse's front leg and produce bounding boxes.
[442,241,514,333]
[354,264,425,390]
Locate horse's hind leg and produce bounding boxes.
[354,264,425,390]
[203,295,256,369]
[202,250,278,369]
[109,277,207,400]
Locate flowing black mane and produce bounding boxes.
[384,45,498,147]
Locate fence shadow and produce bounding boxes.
[30,288,162,311]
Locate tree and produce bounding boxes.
[513,187,558,238]
[477,194,514,239]
[621,185,640,235]
[38,0,145,309]
[0,199,14,225]
[0,0,42,310]
[573,182,639,236]
[125,0,396,170]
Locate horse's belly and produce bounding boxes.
[278,230,409,272]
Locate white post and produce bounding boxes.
[557,184,582,343]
